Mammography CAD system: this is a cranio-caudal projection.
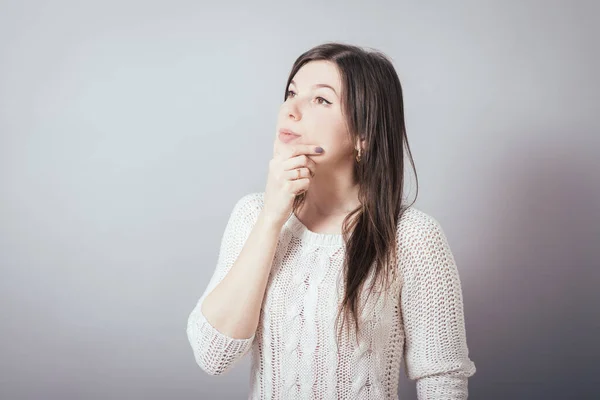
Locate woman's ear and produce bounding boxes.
[355,136,367,152]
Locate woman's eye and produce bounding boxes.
[316,97,331,105]
[285,90,331,106]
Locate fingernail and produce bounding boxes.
[315,147,324,153]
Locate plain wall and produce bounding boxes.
[1,0,598,399]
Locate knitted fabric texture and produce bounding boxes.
[186,192,476,399]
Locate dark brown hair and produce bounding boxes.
[284,42,419,344]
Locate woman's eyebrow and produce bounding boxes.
[290,80,338,96]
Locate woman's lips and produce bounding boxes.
[278,131,301,144]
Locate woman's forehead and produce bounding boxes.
[291,61,341,92]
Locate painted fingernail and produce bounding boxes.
[315,147,324,153]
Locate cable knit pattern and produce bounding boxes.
[186,192,476,399]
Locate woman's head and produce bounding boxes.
[277,43,411,184]
[280,42,419,343]
[276,60,356,171]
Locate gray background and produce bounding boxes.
[1,0,598,399]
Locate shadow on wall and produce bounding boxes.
[452,129,598,400]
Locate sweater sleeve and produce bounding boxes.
[186,192,263,376]
[399,213,476,399]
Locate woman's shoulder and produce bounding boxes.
[234,191,265,209]
[396,205,448,249]
[228,191,266,223]
[230,195,447,245]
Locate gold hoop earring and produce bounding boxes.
[356,148,362,163]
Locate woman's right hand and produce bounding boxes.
[260,139,324,227]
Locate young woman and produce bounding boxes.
[187,42,476,399]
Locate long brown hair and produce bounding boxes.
[285,42,419,344]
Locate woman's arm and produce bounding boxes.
[186,192,279,376]
[399,212,476,399]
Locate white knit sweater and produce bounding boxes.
[186,192,476,399]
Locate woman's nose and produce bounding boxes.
[286,101,301,120]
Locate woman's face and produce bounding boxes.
[276,60,354,167]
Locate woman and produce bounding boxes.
[186,42,476,399]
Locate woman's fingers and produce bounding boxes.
[286,178,311,195]
[282,154,317,173]
[286,167,313,180]
[265,139,322,226]
[274,143,325,161]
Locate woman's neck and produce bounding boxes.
[295,168,361,234]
